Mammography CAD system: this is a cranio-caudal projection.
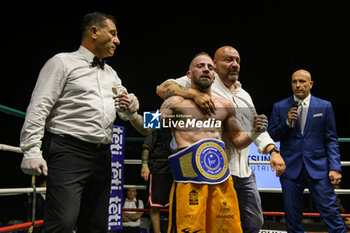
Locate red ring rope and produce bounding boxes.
[1,210,350,232]
[0,220,43,233]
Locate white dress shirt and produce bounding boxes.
[165,74,275,177]
[20,46,127,159]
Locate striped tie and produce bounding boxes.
[298,101,307,134]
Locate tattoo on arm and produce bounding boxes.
[178,85,190,91]
[163,89,175,98]
[130,114,152,135]
[141,150,149,164]
[162,83,189,98]
[163,83,171,88]
[135,114,143,125]
[161,98,176,110]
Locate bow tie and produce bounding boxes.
[91,56,106,69]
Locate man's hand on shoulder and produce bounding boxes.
[192,91,216,116]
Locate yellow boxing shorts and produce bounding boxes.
[167,175,242,233]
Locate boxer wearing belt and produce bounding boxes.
[156,52,268,233]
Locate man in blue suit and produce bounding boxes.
[268,69,346,233]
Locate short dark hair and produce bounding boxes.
[81,12,117,38]
[189,52,211,69]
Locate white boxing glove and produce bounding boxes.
[127,93,139,113]
[21,157,48,176]
[249,114,269,141]
[258,114,268,132]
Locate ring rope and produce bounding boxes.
[2,143,350,167]
[0,187,46,196]
[2,187,350,196]
[123,208,350,218]
[1,210,350,233]
[1,143,350,195]
[0,220,43,233]
[0,144,22,153]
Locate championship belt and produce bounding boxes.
[168,138,229,184]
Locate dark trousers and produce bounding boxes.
[232,173,264,233]
[42,132,112,233]
[280,164,346,233]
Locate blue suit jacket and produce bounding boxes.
[267,95,341,179]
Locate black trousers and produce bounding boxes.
[41,132,112,233]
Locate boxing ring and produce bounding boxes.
[1,104,350,233]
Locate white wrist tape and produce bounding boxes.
[118,111,138,121]
[248,131,260,141]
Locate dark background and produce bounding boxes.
[1,1,349,224]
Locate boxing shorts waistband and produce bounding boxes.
[168,138,229,184]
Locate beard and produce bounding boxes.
[227,74,238,83]
[193,77,213,91]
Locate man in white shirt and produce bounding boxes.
[156,46,286,233]
[120,188,144,233]
[20,12,145,233]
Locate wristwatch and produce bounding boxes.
[269,146,280,155]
